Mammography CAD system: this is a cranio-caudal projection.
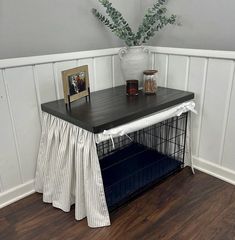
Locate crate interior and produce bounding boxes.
[97,113,188,210]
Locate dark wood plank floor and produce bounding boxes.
[1,167,235,240]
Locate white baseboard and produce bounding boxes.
[193,156,235,185]
[1,157,235,209]
[0,180,35,209]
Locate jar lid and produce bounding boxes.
[143,70,158,75]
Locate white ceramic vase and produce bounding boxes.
[119,46,151,88]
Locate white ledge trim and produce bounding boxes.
[150,47,235,60]
[1,46,235,69]
[0,48,121,69]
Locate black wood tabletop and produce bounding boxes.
[41,86,194,133]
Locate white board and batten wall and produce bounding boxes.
[151,47,235,185]
[1,46,235,208]
[0,48,124,207]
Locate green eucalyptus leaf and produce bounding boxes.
[92,0,177,46]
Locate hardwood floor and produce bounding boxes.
[1,167,235,240]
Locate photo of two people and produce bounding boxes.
[68,71,86,95]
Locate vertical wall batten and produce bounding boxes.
[32,65,42,127]
[195,58,208,157]
[0,176,3,192]
[111,55,115,87]
[218,60,235,166]
[164,55,169,87]
[1,69,24,184]
[184,57,191,91]
[151,53,155,69]
[92,58,97,92]
[52,63,60,100]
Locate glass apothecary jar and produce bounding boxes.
[143,70,158,94]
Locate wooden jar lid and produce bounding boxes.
[143,70,158,75]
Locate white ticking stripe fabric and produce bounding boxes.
[35,112,110,228]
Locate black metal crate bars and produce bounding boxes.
[96,113,188,210]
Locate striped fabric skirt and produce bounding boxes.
[35,101,195,228]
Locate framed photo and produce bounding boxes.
[62,65,90,104]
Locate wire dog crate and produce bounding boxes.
[97,113,188,210]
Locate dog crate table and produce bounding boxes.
[35,85,194,228]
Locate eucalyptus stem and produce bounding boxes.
[92,0,177,46]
